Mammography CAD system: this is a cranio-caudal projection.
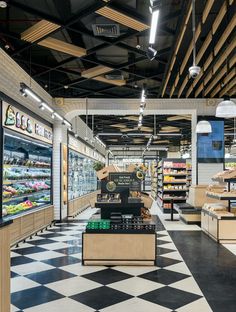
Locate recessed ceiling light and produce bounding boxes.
[64,85,69,89]
[0,1,7,9]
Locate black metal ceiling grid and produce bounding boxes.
[0,0,234,99]
[0,0,185,98]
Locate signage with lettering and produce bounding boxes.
[109,173,141,191]
[2,102,53,144]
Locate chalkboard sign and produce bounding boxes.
[109,173,141,191]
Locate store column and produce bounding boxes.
[53,121,68,220]
[191,110,197,185]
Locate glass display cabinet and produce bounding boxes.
[2,129,52,218]
[68,149,97,200]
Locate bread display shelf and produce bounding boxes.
[206,191,236,200]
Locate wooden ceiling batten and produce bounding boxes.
[219,76,236,97]
[184,0,235,98]
[161,3,192,97]
[96,6,149,31]
[38,37,87,57]
[21,20,60,42]
[81,65,113,78]
[92,75,126,86]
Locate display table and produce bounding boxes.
[0,218,13,312]
[83,231,156,266]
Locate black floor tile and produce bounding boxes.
[169,231,236,312]
[157,239,170,246]
[11,271,20,278]
[38,233,65,238]
[47,228,72,232]
[28,239,57,246]
[155,256,182,268]
[70,286,132,310]
[139,268,190,285]
[11,286,64,310]
[54,223,78,227]
[11,256,35,266]
[26,268,76,284]
[139,286,202,310]
[12,246,47,255]
[157,246,175,255]
[82,268,132,285]
[55,246,82,255]
[42,256,81,267]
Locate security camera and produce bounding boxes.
[188,65,201,79]
[136,44,141,50]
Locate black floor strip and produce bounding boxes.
[169,230,236,312]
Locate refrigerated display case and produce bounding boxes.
[2,129,52,218]
[68,149,98,200]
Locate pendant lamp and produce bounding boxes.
[196,120,212,134]
[215,96,236,118]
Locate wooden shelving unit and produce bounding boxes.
[157,159,191,213]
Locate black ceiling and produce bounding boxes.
[0,0,234,99]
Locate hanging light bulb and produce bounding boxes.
[196,120,212,133]
[215,96,236,118]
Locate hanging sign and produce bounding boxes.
[2,102,53,144]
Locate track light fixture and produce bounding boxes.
[146,46,157,61]
[19,82,72,129]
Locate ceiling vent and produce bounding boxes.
[92,24,120,37]
[105,71,124,80]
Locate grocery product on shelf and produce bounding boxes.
[68,149,98,200]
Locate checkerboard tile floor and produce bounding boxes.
[10,219,213,312]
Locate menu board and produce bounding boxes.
[109,173,141,191]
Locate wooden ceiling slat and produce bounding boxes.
[196,32,212,64]
[219,76,236,97]
[161,3,192,97]
[202,0,214,24]
[214,17,236,55]
[21,20,60,42]
[96,6,149,31]
[82,65,113,78]
[178,76,188,98]
[212,2,227,34]
[93,75,126,86]
[38,37,87,57]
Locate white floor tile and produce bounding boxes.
[40,242,71,250]
[11,304,19,312]
[24,297,95,312]
[159,242,177,250]
[113,266,160,276]
[169,276,203,296]
[11,261,54,275]
[177,297,213,312]
[61,263,106,276]
[70,252,82,259]
[12,243,34,250]
[11,276,40,293]
[222,244,236,256]
[166,262,192,275]
[11,252,21,258]
[100,297,172,312]
[108,276,164,296]
[46,276,101,296]
[26,251,63,261]
[48,235,79,242]
[157,236,173,242]
[163,251,184,261]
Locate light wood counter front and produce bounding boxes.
[0,220,12,312]
[83,232,156,266]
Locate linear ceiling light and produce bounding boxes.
[38,37,87,58]
[21,20,60,43]
[149,8,159,44]
[20,83,71,128]
[96,6,149,31]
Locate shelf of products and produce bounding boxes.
[157,159,191,211]
[2,130,52,218]
[68,149,98,200]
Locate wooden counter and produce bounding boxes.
[0,219,12,312]
[82,231,156,266]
